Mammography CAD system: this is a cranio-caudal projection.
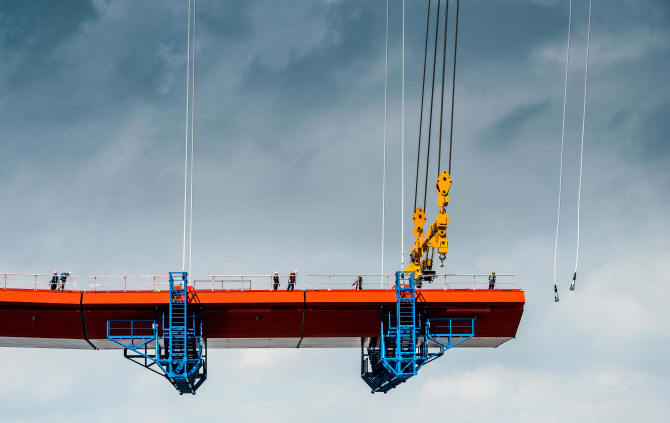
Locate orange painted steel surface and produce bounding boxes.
[0,289,524,349]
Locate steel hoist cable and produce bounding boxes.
[182,0,191,272]
[554,0,572,303]
[382,0,389,287]
[436,0,450,176]
[402,0,405,269]
[182,0,196,275]
[188,0,196,277]
[422,0,441,212]
[447,0,460,175]
[414,0,432,211]
[573,0,591,292]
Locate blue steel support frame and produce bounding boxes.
[106,272,207,394]
[361,271,475,393]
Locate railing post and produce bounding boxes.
[124,276,127,292]
[473,275,476,290]
[35,275,37,291]
[328,275,331,291]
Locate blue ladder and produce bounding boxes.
[361,271,475,393]
[106,271,207,395]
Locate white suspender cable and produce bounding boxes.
[188,0,196,277]
[401,0,405,270]
[182,0,191,272]
[381,0,388,288]
[553,0,571,303]
[573,0,591,291]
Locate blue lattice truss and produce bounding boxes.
[107,272,207,395]
[361,271,475,393]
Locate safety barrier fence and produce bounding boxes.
[0,273,78,291]
[89,275,170,292]
[1,273,514,292]
[306,274,515,291]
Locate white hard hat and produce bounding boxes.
[295,270,298,274]
[68,272,72,275]
[275,271,278,274]
[54,272,58,275]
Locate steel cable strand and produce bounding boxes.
[423,0,442,212]
[447,0,460,175]
[182,0,191,271]
[554,0,572,302]
[382,0,389,287]
[573,0,592,291]
[436,0,450,174]
[188,0,196,276]
[415,0,433,211]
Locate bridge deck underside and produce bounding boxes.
[0,289,524,349]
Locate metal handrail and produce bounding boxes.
[88,275,169,292]
[0,273,78,291]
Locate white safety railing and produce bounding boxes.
[88,275,170,292]
[0,273,78,291]
[306,274,515,291]
[200,275,296,291]
[1,273,514,292]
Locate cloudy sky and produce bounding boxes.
[1,0,669,421]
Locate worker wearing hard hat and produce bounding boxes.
[57,271,71,292]
[49,272,58,291]
[352,275,363,290]
[488,271,496,290]
[287,271,297,292]
[272,272,280,291]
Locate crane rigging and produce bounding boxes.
[406,0,459,282]
[0,0,527,397]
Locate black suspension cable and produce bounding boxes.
[423,0,442,212]
[414,0,432,211]
[436,0,450,175]
[448,0,460,175]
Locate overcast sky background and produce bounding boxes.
[1,0,669,421]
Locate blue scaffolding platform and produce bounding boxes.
[361,271,475,393]
[106,272,207,394]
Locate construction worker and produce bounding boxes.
[287,271,297,292]
[272,272,280,290]
[57,271,71,292]
[352,275,363,290]
[49,272,58,290]
[488,271,496,290]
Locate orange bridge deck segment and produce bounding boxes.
[0,289,524,349]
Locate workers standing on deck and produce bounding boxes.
[488,271,496,290]
[57,272,70,292]
[272,272,280,290]
[49,272,58,290]
[287,271,297,292]
[352,275,363,290]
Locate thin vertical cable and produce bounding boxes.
[415,0,432,211]
[401,0,405,269]
[573,0,591,291]
[182,0,191,272]
[424,0,442,211]
[382,0,389,287]
[447,0,460,175]
[437,0,449,174]
[189,0,196,276]
[554,0,571,301]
